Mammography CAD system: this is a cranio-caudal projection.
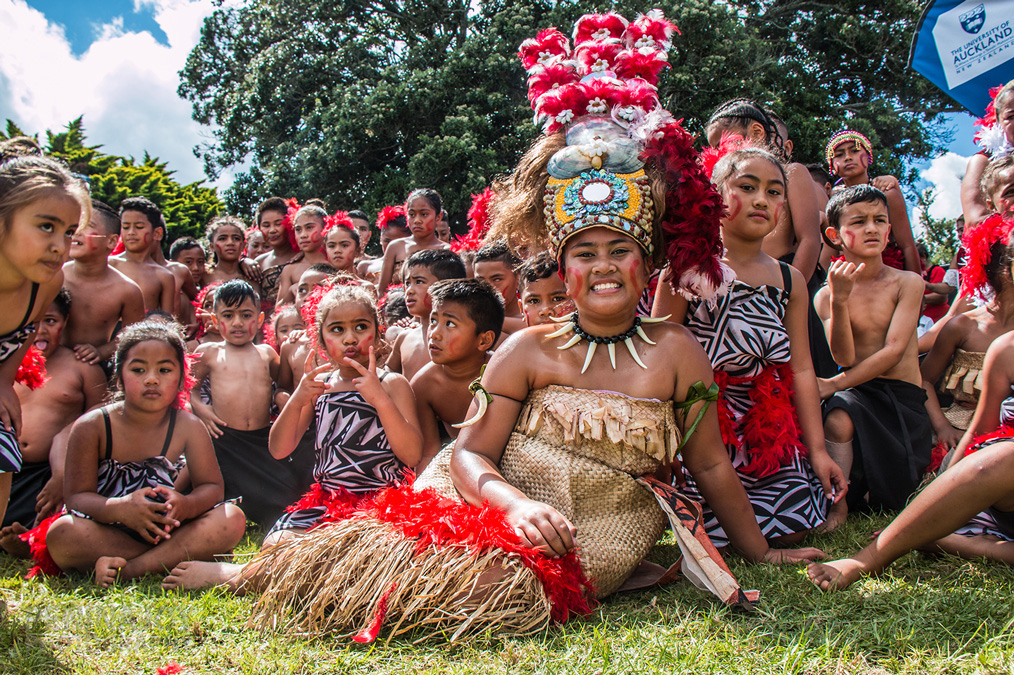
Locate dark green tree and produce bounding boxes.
[179,0,955,227]
[2,118,222,244]
[916,187,959,267]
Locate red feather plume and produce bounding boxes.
[624,11,680,50]
[960,213,1014,300]
[323,210,353,235]
[573,13,629,44]
[613,48,670,85]
[111,235,125,256]
[527,63,580,105]
[15,346,48,390]
[641,119,730,301]
[452,188,495,253]
[699,132,750,180]
[519,28,571,71]
[281,197,301,251]
[573,41,622,76]
[375,205,406,230]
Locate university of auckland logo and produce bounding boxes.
[960,4,986,34]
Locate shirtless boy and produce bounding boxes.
[109,197,176,314]
[516,252,574,326]
[387,249,466,381]
[0,291,106,554]
[189,280,304,525]
[411,279,503,471]
[473,241,526,335]
[169,237,205,338]
[826,131,919,274]
[814,185,929,528]
[62,200,145,365]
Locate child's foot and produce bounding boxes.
[94,556,127,588]
[0,523,30,558]
[818,501,848,533]
[161,560,243,592]
[806,558,865,590]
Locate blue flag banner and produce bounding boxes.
[909,0,1014,113]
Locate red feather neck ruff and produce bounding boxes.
[713,363,807,478]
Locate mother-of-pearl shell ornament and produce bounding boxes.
[548,117,646,179]
[546,311,671,374]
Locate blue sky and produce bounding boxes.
[28,0,168,54]
[0,0,993,221]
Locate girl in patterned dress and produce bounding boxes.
[0,157,90,527]
[655,147,847,545]
[37,321,246,586]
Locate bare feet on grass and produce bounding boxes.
[806,558,866,590]
[0,523,30,558]
[161,560,244,593]
[94,556,127,588]
[817,502,848,534]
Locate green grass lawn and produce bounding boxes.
[1,514,1012,674]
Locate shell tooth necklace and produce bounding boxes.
[546,311,670,373]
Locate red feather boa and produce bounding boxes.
[964,425,1014,457]
[315,477,595,624]
[641,119,728,300]
[960,214,1014,300]
[451,188,495,253]
[22,511,62,578]
[713,363,808,478]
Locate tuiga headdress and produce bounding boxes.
[510,10,731,302]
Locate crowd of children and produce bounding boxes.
[0,9,1013,642]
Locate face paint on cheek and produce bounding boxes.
[567,269,584,295]
[726,194,742,221]
[772,203,783,225]
[843,231,855,249]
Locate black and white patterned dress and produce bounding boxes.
[0,282,40,474]
[955,389,1014,540]
[683,263,825,546]
[268,380,405,534]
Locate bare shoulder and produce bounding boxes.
[381,370,413,394]
[175,408,213,439]
[73,406,107,432]
[889,267,924,291]
[254,343,278,359]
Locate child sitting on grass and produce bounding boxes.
[516,252,573,327]
[809,326,1014,590]
[410,278,503,472]
[387,249,466,380]
[31,320,246,586]
[815,185,929,527]
[163,282,422,591]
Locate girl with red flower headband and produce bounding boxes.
[275,204,330,304]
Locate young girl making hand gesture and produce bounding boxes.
[36,321,246,586]
[163,282,422,591]
[654,147,848,541]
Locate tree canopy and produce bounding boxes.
[179,0,959,228]
[2,118,222,245]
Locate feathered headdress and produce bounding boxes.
[519,10,730,302]
[451,188,495,253]
[960,213,1014,301]
[975,85,1014,159]
[699,133,751,180]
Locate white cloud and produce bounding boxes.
[911,151,969,235]
[0,0,230,189]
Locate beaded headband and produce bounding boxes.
[825,130,873,171]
